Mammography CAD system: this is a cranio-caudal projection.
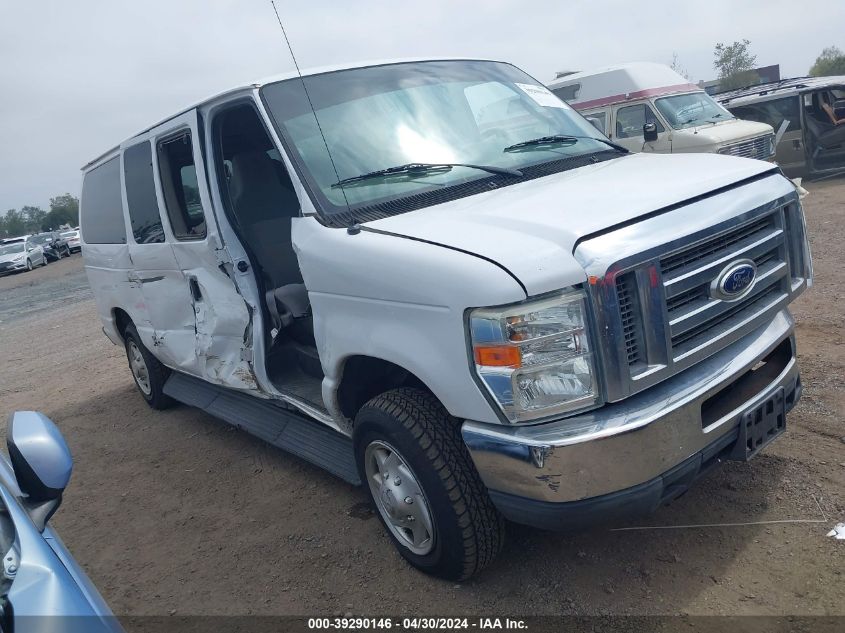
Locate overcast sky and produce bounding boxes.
[1,0,842,211]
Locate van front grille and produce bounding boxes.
[717,134,774,161]
[615,272,644,367]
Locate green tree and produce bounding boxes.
[21,205,47,232]
[670,52,691,81]
[45,193,80,229]
[1,209,27,237]
[714,39,758,90]
[809,46,845,77]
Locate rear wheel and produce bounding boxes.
[123,324,175,410]
[354,388,505,580]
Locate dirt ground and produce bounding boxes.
[0,179,843,619]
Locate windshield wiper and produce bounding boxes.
[503,135,628,154]
[332,162,522,188]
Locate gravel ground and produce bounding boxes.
[0,179,843,619]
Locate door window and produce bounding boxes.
[81,157,127,244]
[124,142,165,244]
[584,111,607,135]
[615,104,665,138]
[730,97,801,132]
[157,132,206,240]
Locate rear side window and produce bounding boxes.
[123,142,165,244]
[81,157,127,244]
[157,132,206,240]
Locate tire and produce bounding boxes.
[123,323,175,410]
[354,388,505,580]
[25,259,32,271]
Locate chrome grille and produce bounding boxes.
[661,212,789,360]
[718,134,774,161]
[576,181,809,403]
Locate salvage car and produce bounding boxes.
[0,238,47,274]
[31,231,71,261]
[0,412,122,632]
[60,229,82,253]
[80,58,812,580]
[718,75,845,177]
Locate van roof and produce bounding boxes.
[547,62,699,109]
[715,75,845,106]
[82,56,499,171]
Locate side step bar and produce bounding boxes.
[163,372,361,485]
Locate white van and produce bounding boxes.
[549,62,776,158]
[81,58,811,580]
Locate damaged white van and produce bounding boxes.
[82,58,812,580]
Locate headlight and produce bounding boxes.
[469,290,600,423]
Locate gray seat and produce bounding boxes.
[229,151,311,335]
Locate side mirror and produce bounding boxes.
[643,122,659,143]
[7,412,73,531]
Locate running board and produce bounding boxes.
[163,372,360,485]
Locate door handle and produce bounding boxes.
[188,277,202,301]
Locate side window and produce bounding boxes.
[616,104,665,139]
[157,132,206,240]
[551,83,580,102]
[123,142,165,244]
[81,157,127,244]
[731,97,802,133]
[584,111,607,134]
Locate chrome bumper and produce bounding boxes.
[462,310,799,506]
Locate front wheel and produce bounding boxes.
[354,388,505,580]
[123,324,174,410]
[25,259,32,271]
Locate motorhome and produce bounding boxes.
[717,76,845,177]
[549,62,776,158]
[81,58,811,580]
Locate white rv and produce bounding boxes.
[549,62,776,159]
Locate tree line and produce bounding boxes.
[671,42,845,91]
[0,194,79,238]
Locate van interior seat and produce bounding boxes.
[229,150,312,341]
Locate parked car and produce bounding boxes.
[30,231,71,261]
[81,58,811,580]
[0,411,123,632]
[0,237,47,275]
[548,62,776,158]
[717,75,845,177]
[60,229,82,253]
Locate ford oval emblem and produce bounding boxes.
[711,259,757,301]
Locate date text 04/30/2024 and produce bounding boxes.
[307,617,528,630]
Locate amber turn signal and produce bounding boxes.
[473,345,522,368]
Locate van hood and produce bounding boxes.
[682,118,774,145]
[367,152,779,296]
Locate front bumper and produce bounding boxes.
[0,261,27,275]
[461,310,800,529]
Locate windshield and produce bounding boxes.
[261,60,614,222]
[31,234,52,244]
[654,92,734,129]
[0,243,25,256]
[61,230,77,238]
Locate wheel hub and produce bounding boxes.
[128,341,152,395]
[365,440,435,555]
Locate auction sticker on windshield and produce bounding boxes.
[516,83,570,109]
